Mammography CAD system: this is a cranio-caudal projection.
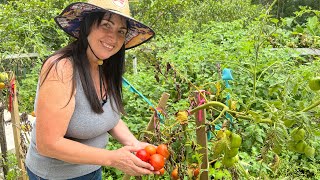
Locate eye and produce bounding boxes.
[119,29,127,36]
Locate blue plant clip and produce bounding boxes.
[222,68,234,81]
[122,78,164,123]
[215,68,234,130]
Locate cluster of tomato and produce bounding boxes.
[290,127,315,158]
[136,144,170,174]
[170,164,200,180]
[0,72,8,90]
[213,129,242,168]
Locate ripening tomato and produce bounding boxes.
[159,168,165,175]
[145,145,157,156]
[149,154,165,171]
[156,144,170,159]
[0,82,5,90]
[193,168,200,177]
[171,167,179,180]
[136,149,150,162]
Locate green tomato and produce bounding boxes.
[304,146,315,158]
[295,140,307,153]
[308,77,320,91]
[222,155,238,168]
[225,147,239,158]
[0,72,8,81]
[230,133,242,148]
[213,141,225,156]
[225,130,231,137]
[291,128,305,142]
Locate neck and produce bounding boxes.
[87,42,104,68]
[87,48,99,70]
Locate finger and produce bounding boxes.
[124,145,142,153]
[131,164,155,175]
[131,155,154,171]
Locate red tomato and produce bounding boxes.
[145,145,157,156]
[193,168,200,177]
[156,144,170,159]
[149,154,165,171]
[159,168,165,175]
[171,167,179,180]
[136,149,150,162]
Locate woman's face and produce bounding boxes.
[87,13,127,61]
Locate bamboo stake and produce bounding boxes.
[9,75,28,180]
[145,93,170,133]
[122,92,170,180]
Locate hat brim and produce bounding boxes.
[54,2,155,49]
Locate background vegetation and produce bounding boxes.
[0,0,320,179]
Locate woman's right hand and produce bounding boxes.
[108,146,157,176]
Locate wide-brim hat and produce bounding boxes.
[54,0,155,49]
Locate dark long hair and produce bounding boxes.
[41,11,125,114]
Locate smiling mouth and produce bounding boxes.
[101,41,114,50]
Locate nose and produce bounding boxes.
[106,30,117,44]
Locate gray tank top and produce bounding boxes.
[25,71,120,179]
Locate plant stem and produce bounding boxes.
[189,101,228,114]
[301,99,320,112]
[182,124,189,163]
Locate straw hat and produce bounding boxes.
[54,0,155,49]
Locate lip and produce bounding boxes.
[101,41,114,50]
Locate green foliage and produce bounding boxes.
[252,0,320,21]
[0,0,75,55]
[18,60,42,113]
[1,153,21,180]
[131,0,264,36]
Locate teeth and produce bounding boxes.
[102,42,113,49]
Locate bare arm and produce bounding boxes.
[108,119,141,147]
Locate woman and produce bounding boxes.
[25,0,157,179]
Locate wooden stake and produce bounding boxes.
[0,103,8,177]
[10,75,28,180]
[194,90,209,180]
[122,92,170,180]
[145,93,170,133]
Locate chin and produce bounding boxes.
[100,54,112,60]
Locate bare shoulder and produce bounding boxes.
[40,54,74,83]
[37,54,75,110]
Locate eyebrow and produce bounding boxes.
[102,19,127,30]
